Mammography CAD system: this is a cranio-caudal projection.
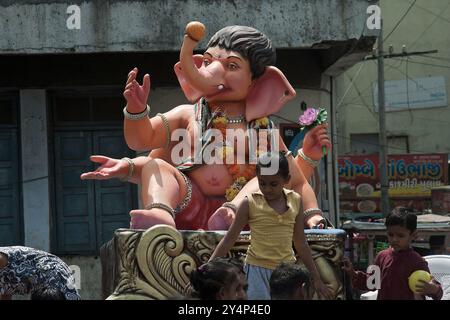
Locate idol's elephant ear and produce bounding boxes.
[174,55,205,103]
[245,66,296,121]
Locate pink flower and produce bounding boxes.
[299,108,318,126]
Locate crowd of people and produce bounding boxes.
[188,257,311,300]
[183,152,445,301]
[1,152,446,300]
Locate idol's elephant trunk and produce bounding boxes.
[179,22,222,96]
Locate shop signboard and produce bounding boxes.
[338,154,448,213]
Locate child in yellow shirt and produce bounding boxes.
[210,151,332,299]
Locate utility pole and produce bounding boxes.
[367,22,437,217]
[377,20,390,218]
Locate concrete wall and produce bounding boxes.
[20,90,51,252]
[335,0,450,156]
[1,0,372,54]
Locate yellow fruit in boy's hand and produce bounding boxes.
[408,270,431,293]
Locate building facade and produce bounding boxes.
[335,0,450,157]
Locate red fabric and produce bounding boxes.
[353,247,443,300]
[175,178,225,230]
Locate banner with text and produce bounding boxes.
[338,153,448,213]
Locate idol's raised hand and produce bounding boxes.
[123,67,151,113]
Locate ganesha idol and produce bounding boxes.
[81,21,331,231]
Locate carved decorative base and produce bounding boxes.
[101,225,346,300]
[304,229,347,300]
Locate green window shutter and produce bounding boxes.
[0,131,21,245]
[93,131,136,248]
[54,131,97,254]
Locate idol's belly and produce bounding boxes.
[188,164,234,196]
